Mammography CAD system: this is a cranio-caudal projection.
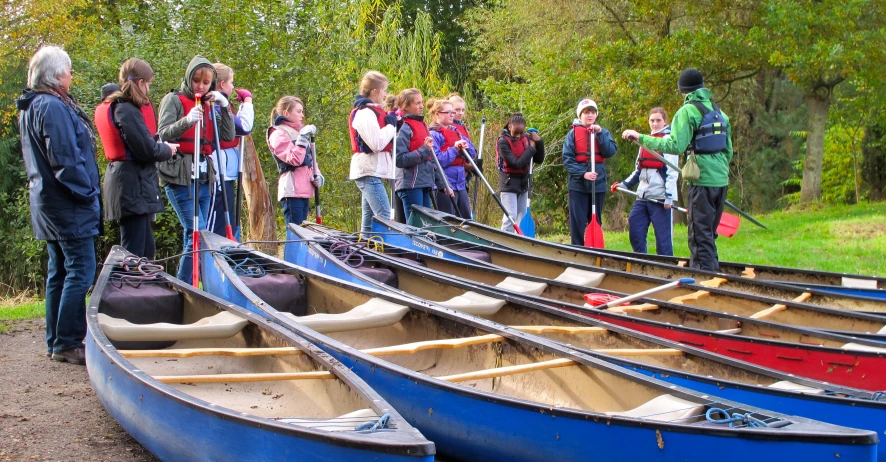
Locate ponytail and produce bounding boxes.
[270,96,303,126]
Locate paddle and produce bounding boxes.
[615,186,738,238]
[471,118,486,218]
[519,159,536,237]
[191,93,203,287]
[584,278,695,308]
[310,135,322,224]
[428,144,460,213]
[209,100,236,241]
[583,132,604,248]
[234,136,244,238]
[390,114,398,220]
[461,147,523,235]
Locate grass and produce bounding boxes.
[0,298,44,333]
[542,201,886,276]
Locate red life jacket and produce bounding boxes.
[496,135,530,174]
[402,117,431,152]
[453,121,471,140]
[175,94,215,155]
[638,132,668,169]
[573,125,604,163]
[349,105,393,153]
[435,126,466,167]
[94,100,158,162]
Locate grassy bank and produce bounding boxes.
[543,202,886,276]
[0,299,44,333]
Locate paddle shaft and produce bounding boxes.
[234,136,244,230]
[311,135,322,224]
[430,145,460,213]
[616,187,687,213]
[210,101,236,241]
[191,95,203,287]
[462,147,522,234]
[471,118,486,214]
[603,278,695,308]
[390,121,397,220]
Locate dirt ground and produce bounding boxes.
[0,319,157,462]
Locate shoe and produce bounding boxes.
[51,347,85,365]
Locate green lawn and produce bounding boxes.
[543,202,886,276]
[0,299,44,333]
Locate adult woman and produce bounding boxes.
[157,55,235,282]
[428,98,476,218]
[496,113,544,233]
[394,89,443,218]
[348,71,396,233]
[268,96,324,225]
[17,46,101,365]
[95,58,177,259]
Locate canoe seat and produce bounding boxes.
[438,291,507,316]
[554,267,605,287]
[98,311,248,342]
[877,325,886,335]
[841,342,886,354]
[283,298,409,334]
[767,380,825,394]
[605,394,705,423]
[713,328,742,335]
[842,277,878,289]
[355,266,398,289]
[459,249,491,263]
[279,408,382,432]
[495,277,548,296]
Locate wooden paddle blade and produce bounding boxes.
[584,214,605,248]
[716,212,740,238]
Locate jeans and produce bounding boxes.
[120,214,155,259]
[354,176,391,233]
[165,183,211,282]
[568,189,606,246]
[45,238,95,354]
[397,188,432,222]
[628,200,673,256]
[281,197,310,226]
[500,191,528,233]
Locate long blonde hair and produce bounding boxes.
[270,96,303,125]
[114,58,154,106]
[359,71,388,97]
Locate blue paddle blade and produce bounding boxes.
[519,205,536,237]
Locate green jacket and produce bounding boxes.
[639,88,732,187]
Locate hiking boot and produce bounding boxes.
[51,347,85,365]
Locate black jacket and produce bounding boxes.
[497,129,545,194]
[103,99,173,220]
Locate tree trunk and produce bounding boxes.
[800,93,831,202]
[241,135,278,255]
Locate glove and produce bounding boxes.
[186,106,202,125]
[235,88,252,102]
[313,173,325,188]
[299,125,317,137]
[610,182,620,193]
[210,91,229,107]
[384,113,398,127]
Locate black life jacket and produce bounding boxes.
[690,101,728,154]
[267,123,313,174]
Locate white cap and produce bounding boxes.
[576,98,598,118]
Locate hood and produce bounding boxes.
[683,88,713,104]
[16,88,39,111]
[571,118,583,127]
[179,55,216,99]
[353,94,374,109]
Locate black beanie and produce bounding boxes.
[100,83,121,101]
[677,68,704,93]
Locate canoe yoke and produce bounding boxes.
[281,298,410,334]
[99,311,249,342]
[554,267,606,287]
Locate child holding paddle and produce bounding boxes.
[394,89,446,219]
[496,113,544,233]
[429,98,476,218]
[562,98,617,246]
[611,107,678,256]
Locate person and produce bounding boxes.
[611,107,677,256]
[496,113,544,233]
[95,59,177,259]
[562,98,617,245]
[622,69,732,270]
[158,55,235,282]
[268,96,324,225]
[17,46,101,365]
[349,71,396,233]
[428,98,476,218]
[394,89,445,219]
[449,93,477,207]
[384,93,407,222]
[207,63,254,241]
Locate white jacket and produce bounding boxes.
[621,127,679,203]
[349,106,396,180]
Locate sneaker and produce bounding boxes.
[51,347,85,365]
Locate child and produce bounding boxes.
[496,113,544,233]
[561,98,617,246]
[428,98,476,218]
[394,89,445,219]
[612,107,677,255]
[268,96,324,225]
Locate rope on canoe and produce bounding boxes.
[354,413,391,433]
[704,407,769,428]
[872,391,886,401]
[219,246,266,277]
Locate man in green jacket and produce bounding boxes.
[622,69,733,271]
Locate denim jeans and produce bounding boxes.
[45,238,95,354]
[165,183,211,282]
[397,188,432,222]
[281,197,310,226]
[354,176,391,233]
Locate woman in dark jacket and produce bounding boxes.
[96,58,177,258]
[17,46,101,365]
[394,88,446,220]
[496,113,544,233]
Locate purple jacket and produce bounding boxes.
[430,124,477,191]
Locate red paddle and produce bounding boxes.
[584,132,604,248]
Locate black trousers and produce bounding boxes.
[687,185,727,271]
[120,214,155,259]
[436,189,472,219]
[568,189,606,246]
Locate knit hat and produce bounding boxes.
[677,69,704,93]
[100,83,121,101]
[576,98,598,118]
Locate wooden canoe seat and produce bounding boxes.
[767,380,825,394]
[601,303,659,314]
[279,408,381,432]
[605,394,705,423]
[282,298,409,334]
[842,277,878,289]
[841,342,886,354]
[713,328,742,335]
[554,267,605,287]
[698,277,728,288]
[98,311,248,342]
[438,291,507,316]
[749,304,787,320]
[495,277,548,296]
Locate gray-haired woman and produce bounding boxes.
[16,45,101,366]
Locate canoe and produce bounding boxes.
[287,222,886,460]
[367,216,886,342]
[199,231,878,462]
[86,246,435,461]
[408,205,886,309]
[305,222,886,391]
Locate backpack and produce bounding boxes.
[690,101,727,154]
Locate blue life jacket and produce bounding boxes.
[690,101,727,154]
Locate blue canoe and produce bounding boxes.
[289,222,886,460]
[408,205,886,308]
[86,246,435,462]
[200,231,878,462]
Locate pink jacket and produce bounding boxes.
[269,121,315,201]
